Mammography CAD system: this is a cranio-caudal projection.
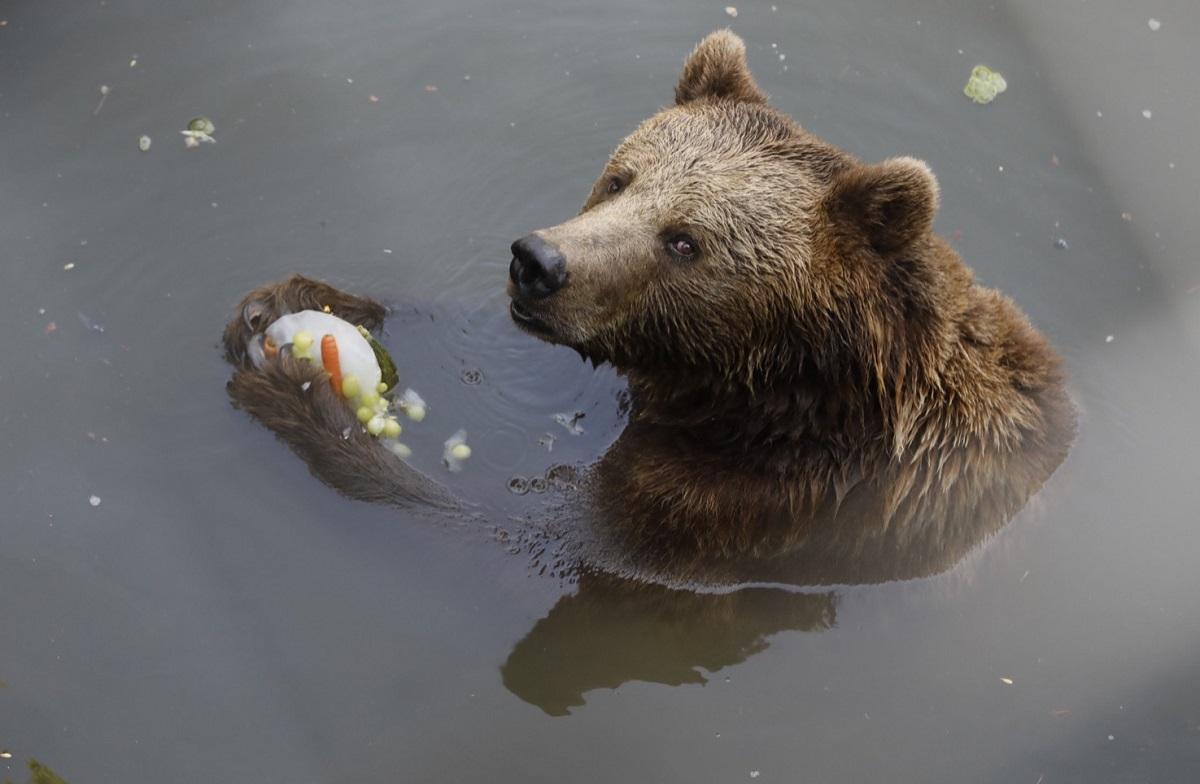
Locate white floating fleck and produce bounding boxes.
[1141,109,1152,119]
[398,388,427,421]
[1147,18,1161,31]
[93,85,110,115]
[138,134,152,152]
[553,411,585,435]
[1000,677,1014,685]
[1105,335,1115,343]
[725,6,738,18]
[750,772,760,779]
[89,495,101,507]
[63,262,75,271]
[442,429,471,472]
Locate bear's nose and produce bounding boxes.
[510,234,567,299]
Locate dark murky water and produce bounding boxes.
[3,1,1199,781]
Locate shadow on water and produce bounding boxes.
[501,573,835,716]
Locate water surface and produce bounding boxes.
[2,1,1198,781]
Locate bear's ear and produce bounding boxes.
[825,157,940,254]
[675,29,768,106]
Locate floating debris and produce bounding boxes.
[138,134,152,152]
[459,367,483,385]
[1121,212,1133,221]
[963,65,1007,105]
[1141,109,1152,119]
[1000,677,1014,685]
[397,388,427,421]
[44,322,57,335]
[93,84,110,115]
[88,495,101,507]
[537,432,557,452]
[129,56,138,67]
[1105,335,1114,343]
[77,312,105,333]
[553,411,585,435]
[28,759,71,784]
[62,262,75,271]
[0,750,11,759]
[368,94,379,103]
[187,116,215,134]
[442,429,471,471]
[424,84,439,93]
[1147,18,1161,31]
[181,116,216,148]
[1054,238,1069,250]
[725,6,738,18]
[749,772,760,779]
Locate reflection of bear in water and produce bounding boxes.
[501,572,835,716]
[223,31,1074,587]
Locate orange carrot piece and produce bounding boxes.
[263,335,279,360]
[321,334,343,397]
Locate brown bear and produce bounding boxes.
[223,31,1074,586]
[506,30,1076,580]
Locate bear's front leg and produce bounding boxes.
[223,279,456,512]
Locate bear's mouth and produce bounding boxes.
[509,298,556,338]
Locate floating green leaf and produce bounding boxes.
[963,65,1007,105]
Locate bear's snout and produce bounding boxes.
[510,234,567,300]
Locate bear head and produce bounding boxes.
[507,30,944,401]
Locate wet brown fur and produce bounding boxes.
[509,31,1076,572]
[224,276,455,510]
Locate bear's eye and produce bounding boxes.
[606,176,624,194]
[665,234,699,259]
